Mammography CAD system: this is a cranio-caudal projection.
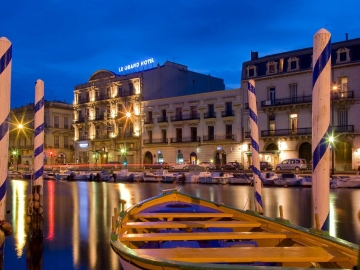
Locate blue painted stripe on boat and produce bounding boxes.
[34,167,43,180]
[251,136,259,152]
[249,109,258,124]
[0,179,7,201]
[312,126,329,171]
[34,123,44,137]
[312,39,331,88]
[0,114,9,141]
[248,81,255,94]
[34,144,44,158]
[255,191,263,209]
[34,97,44,113]
[0,44,12,76]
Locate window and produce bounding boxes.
[225,102,232,116]
[337,77,348,92]
[191,127,197,142]
[208,126,214,140]
[208,104,214,115]
[338,110,348,127]
[64,117,69,129]
[129,83,134,95]
[106,105,111,118]
[85,91,89,102]
[269,87,276,104]
[267,61,278,74]
[54,116,59,128]
[95,90,99,98]
[176,128,182,142]
[147,130,152,143]
[96,125,100,136]
[118,86,123,97]
[147,111,153,123]
[161,129,167,143]
[64,136,69,148]
[269,64,275,73]
[269,115,275,135]
[176,107,182,120]
[161,109,167,122]
[106,87,111,98]
[225,124,232,139]
[336,48,350,63]
[289,83,297,101]
[290,61,297,70]
[290,114,298,134]
[54,135,59,148]
[190,106,197,118]
[249,68,254,77]
[95,108,99,118]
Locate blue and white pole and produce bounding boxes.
[0,37,12,261]
[248,79,263,214]
[34,79,44,189]
[312,29,331,231]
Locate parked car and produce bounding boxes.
[144,162,170,169]
[275,158,307,171]
[171,162,191,170]
[249,161,273,171]
[198,162,216,170]
[220,162,244,171]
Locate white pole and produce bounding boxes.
[0,36,12,262]
[34,79,44,188]
[248,80,263,214]
[312,28,331,231]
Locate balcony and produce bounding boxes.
[143,138,168,144]
[170,137,200,143]
[204,112,216,119]
[170,114,200,122]
[73,117,86,124]
[333,125,354,133]
[78,98,90,104]
[221,110,234,117]
[78,135,89,141]
[261,96,312,108]
[203,134,235,141]
[158,116,168,123]
[93,114,105,121]
[261,128,312,137]
[144,118,154,124]
[97,94,110,101]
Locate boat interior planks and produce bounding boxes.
[132,212,234,219]
[134,246,351,264]
[118,231,300,242]
[122,220,262,229]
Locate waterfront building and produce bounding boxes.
[9,101,74,168]
[72,61,225,167]
[141,88,243,167]
[241,35,360,170]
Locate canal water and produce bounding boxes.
[4,179,360,270]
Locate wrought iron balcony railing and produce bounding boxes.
[73,117,86,123]
[261,96,312,107]
[170,114,200,121]
[204,112,216,118]
[144,119,154,124]
[170,136,200,143]
[221,110,234,117]
[203,134,235,141]
[143,138,168,144]
[157,117,168,123]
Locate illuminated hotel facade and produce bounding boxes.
[72,61,225,166]
[240,36,360,170]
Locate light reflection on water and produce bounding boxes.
[4,180,360,270]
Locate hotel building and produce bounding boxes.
[72,61,225,167]
[241,36,360,170]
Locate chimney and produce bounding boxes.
[346,33,348,41]
[251,51,258,60]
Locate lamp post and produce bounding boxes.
[12,150,18,171]
[330,84,337,176]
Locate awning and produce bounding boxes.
[245,150,281,156]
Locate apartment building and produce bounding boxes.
[72,61,225,167]
[241,36,360,171]
[9,101,74,167]
[142,89,243,167]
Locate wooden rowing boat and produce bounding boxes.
[110,188,359,269]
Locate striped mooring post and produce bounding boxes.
[312,28,331,231]
[0,37,14,267]
[248,79,263,214]
[29,80,45,238]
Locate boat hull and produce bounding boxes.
[110,191,358,269]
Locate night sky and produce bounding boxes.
[2,0,359,108]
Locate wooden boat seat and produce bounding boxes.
[118,231,300,242]
[132,212,233,219]
[134,246,351,263]
[122,220,261,229]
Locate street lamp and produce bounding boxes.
[330,84,338,176]
[12,150,19,171]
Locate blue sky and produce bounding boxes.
[1,0,360,108]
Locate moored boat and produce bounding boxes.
[330,175,360,188]
[274,173,303,187]
[229,173,251,185]
[110,188,359,269]
[259,172,278,186]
